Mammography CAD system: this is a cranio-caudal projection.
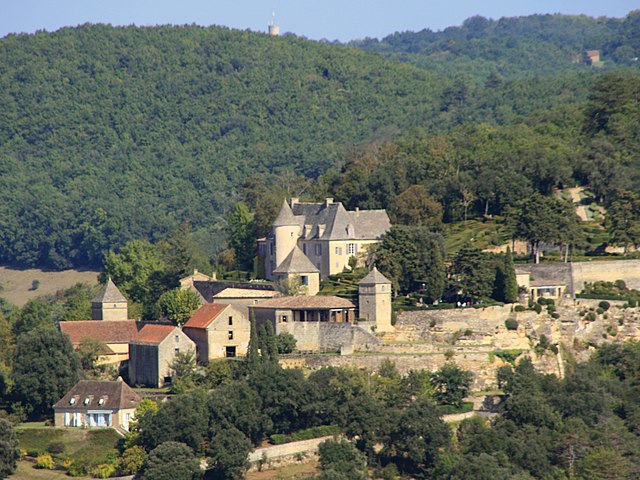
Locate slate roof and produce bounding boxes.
[53,380,141,411]
[193,280,277,303]
[273,246,320,274]
[251,295,355,310]
[59,320,142,344]
[92,278,127,303]
[271,199,390,241]
[359,267,391,285]
[213,288,281,299]
[131,324,179,345]
[183,304,229,329]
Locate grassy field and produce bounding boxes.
[0,266,99,306]
[16,426,120,475]
[11,461,92,480]
[246,460,319,480]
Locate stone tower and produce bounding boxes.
[273,199,300,270]
[91,278,128,321]
[358,267,393,332]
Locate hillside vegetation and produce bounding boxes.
[0,14,638,271]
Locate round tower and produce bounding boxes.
[273,199,300,269]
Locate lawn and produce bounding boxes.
[11,461,91,480]
[16,427,121,475]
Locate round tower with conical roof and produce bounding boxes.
[273,199,300,269]
[358,267,393,332]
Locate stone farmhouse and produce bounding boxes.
[258,198,390,282]
[183,303,250,361]
[53,379,141,431]
[128,324,195,388]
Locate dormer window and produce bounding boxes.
[84,398,90,405]
[69,398,76,405]
[346,224,355,237]
[98,398,104,406]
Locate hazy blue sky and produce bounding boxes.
[2,0,638,41]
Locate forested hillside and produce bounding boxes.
[354,11,640,80]
[0,25,449,269]
[0,14,638,271]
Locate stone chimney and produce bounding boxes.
[290,198,299,206]
[325,198,333,207]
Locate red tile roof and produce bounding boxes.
[183,303,228,329]
[132,324,179,344]
[59,321,142,344]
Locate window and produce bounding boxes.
[270,243,274,255]
[301,275,308,285]
[347,243,356,255]
[228,316,233,326]
[315,244,322,256]
[226,346,237,358]
[175,335,179,344]
[335,247,342,255]
[175,347,180,354]
[228,331,234,340]
[281,315,288,323]
[303,243,306,254]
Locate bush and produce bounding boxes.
[91,463,116,479]
[596,307,604,315]
[514,305,526,312]
[276,332,297,354]
[537,298,548,305]
[35,453,54,469]
[585,312,597,321]
[533,303,542,314]
[505,318,518,331]
[630,299,637,308]
[47,442,65,455]
[551,313,560,319]
[614,280,627,290]
[598,301,611,311]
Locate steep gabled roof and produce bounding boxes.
[131,324,179,345]
[359,267,391,285]
[53,380,141,411]
[272,199,300,227]
[273,246,320,274]
[251,295,355,310]
[183,304,229,329]
[59,320,142,344]
[92,278,127,303]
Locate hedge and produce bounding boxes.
[270,425,341,445]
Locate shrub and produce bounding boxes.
[47,442,65,455]
[533,303,542,314]
[514,305,526,312]
[91,463,116,479]
[546,305,556,313]
[537,298,547,305]
[630,299,637,308]
[598,301,611,311]
[614,280,627,290]
[596,307,604,315]
[464,329,473,337]
[505,318,518,331]
[35,453,54,469]
[552,313,560,319]
[585,312,597,321]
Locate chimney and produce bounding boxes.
[290,198,299,206]
[355,207,360,217]
[325,198,333,207]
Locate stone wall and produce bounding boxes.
[247,435,334,473]
[279,322,379,352]
[571,260,640,291]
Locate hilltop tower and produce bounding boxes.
[268,10,280,36]
[358,267,393,332]
[91,278,128,321]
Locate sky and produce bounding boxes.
[1,0,638,42]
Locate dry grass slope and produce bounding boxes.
[0,266,99,307]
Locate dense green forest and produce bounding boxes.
[353,11,640,80]
[0,13,638,270]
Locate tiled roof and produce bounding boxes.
[59,320,142,344]
[251,295,355,310]
[273,246,320,274]
[193,280,276,303]
[274,200,390,241]
[53,380,141,411]
[131,324,179,344]
[92,278,127,303]
[183,304,228,329]
[359,267,391,285]
[272,199,298,226]
[213,288,281,299]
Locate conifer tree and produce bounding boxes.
[503,248,519,303]
[245,311,260,370]
[264,321,279,363]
